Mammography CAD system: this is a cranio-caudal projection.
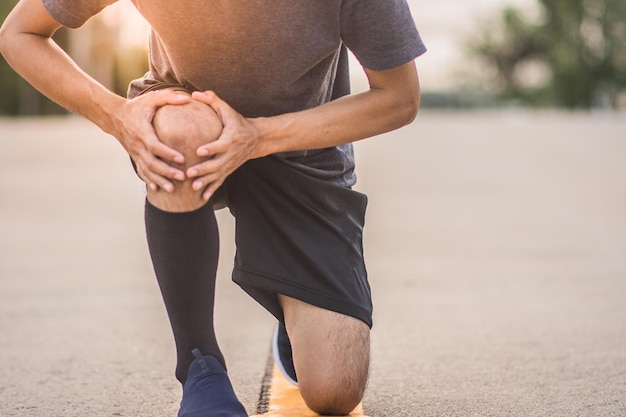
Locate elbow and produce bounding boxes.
[397,89,421,127]
[0,26,7,57]
[406,92,421,124]
[395,71,421,126]
[0,21,15,58]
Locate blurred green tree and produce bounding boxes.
[472,0,626,108]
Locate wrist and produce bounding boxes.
[83,85,127,139]
[248,117,272,158]
[249,114,294,158]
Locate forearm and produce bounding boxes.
[0,31,123,134]
[247,61,419,158]
[251,84,419,158]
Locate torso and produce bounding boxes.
[131,0,344,117]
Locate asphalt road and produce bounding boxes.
[1,111,625,416]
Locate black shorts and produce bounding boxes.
[218,156,373,328]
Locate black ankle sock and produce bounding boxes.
[144,199,224,384]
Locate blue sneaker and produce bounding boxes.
[178,348,248,417]
[272,322,298,386]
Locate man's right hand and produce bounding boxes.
[109,89,191,192]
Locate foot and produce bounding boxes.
[178,349,248,417]
[272,322,298,386]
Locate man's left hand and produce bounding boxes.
[188,90,260,201]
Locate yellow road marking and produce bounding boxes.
[254,364,366,417]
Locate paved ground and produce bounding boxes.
[1,111,625,416]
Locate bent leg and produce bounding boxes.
[279,294,370,416]
[143,93,225,383]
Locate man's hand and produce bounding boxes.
[111,89,191,192]
[188,91,261,201]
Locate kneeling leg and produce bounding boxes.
[280,295,370,416]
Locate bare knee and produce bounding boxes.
[280,296,370,415]
[300,379,365,415]
[299,350,368,415]
[152,96,222,167]
[148,94,222,211]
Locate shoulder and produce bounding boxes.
[340,0,427,71]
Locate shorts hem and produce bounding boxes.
[233,266,373,329]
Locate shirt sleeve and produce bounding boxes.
[340,0,427,71]
[42,0,118,28]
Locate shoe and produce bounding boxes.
[272,322,298,386]
[178,348,248,417]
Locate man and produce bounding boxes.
[0,1,426,416]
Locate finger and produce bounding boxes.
[191,172,223,192]
[148,89,191,107]
[137,162,175,193]
[186,156,226,190]
[135,166,158,192]
[190,90,217,106]
[197,137,229,157]
[202,180,224,202]
[188,166,221,190]
[148,135,186,165]
[144,167,175,192]
[146,154,186,182]
[186,157,223,179]
[192,90,235,122]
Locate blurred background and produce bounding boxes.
[1,0,625,114]
[1,1,626,416]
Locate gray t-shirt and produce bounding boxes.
[43,0,426,186]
